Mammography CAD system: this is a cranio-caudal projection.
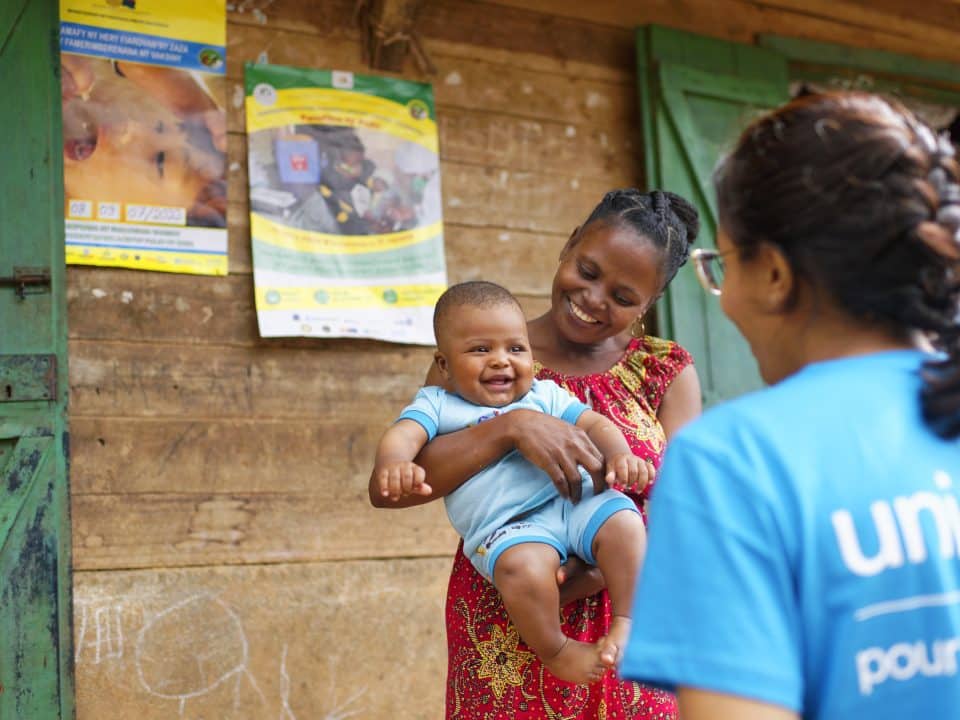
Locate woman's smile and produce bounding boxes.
[569,298,602,325]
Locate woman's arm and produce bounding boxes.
[677,689,799,720]
[379,361,606,507]
[372,408,606,509]
[657,364,702,440]
[372,410,519,508]
[556,363,703,604]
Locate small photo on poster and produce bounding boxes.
[248,125,441,237]
[62,55,227,229]
[60,0,228,275]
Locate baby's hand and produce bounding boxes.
[605,453,654,494]
[376,460,431,502]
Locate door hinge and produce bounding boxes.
[0,267,51,299]
[0,355,57,402]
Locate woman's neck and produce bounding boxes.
[527,313,632,375]
[801,321,913,365]
[768,299,915,382]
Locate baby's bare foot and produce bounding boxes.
[543,638,606,685]
[598,615,632,669]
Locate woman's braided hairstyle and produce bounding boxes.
[581,188,700,289]
[715,91,960,437]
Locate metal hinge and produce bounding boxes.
[0,267,51,299]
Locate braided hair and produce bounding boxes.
[581,188,700,289]
[714,92,960,438]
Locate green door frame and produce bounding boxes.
[759,34,960,114]
[638,25,960,408]
[636,25,789,406]
[0,0,75,718]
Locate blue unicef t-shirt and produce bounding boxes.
[621,350,960,719]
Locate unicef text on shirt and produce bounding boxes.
[831,470,959,576]
[857,637,960,695]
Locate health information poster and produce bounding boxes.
[244,63,446,344]
[61,0,228,275]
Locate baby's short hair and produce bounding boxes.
[433,281,522,341]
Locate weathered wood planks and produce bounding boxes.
[69,2,960,719]
[73,558,449,718]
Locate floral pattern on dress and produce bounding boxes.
[445,337,693,719]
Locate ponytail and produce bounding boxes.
[914,126,960,437]
[714,92,960,438]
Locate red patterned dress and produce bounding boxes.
[444,336,693,720]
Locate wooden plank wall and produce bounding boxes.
[67,1,960,718]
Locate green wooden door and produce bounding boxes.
[637,26,790,406]
[0,0,75,718]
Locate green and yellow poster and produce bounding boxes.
[244,63,446,344]
[61,0,228,275]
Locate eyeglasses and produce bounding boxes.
[691,248,735,296]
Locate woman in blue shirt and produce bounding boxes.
[621,92,960,719]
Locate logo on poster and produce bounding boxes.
[332,71,354,89]
[253,83,277,107]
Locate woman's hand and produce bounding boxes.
[557,556,605,606]
[506,410,605,503]
[402,404,603,509]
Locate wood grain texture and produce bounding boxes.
[67,269,551,343]
[68,2,960,718]
[69,418,383,495]
[72,492,456,569]
[482,0,960,64]
[226,0,635,78]
[226,25,637,126]
[73,559,450,719]
[68,340,430,420]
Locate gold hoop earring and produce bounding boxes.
[631,316,646,338]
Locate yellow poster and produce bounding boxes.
[60,0,228,275]
[245,64,446,344]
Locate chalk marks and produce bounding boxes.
[135,593,267,716]
[75,602,124,665]
[279,644,296,720]
[74,587,374,718]
[320,656,368,720]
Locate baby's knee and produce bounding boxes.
[593,508,645,553]
[492,543,558,589]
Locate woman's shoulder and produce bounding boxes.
[618,335,694,387]
[533,336,693,394]
[627,335,693,366]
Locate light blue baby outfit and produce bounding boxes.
[398,379,637,582]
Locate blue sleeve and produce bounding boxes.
[620,430,803,712]
[396,386,444,441]
[531,379,589,425]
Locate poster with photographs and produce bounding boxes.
[244,63,446,344]
[61,0,228,275]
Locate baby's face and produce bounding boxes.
[436,303,534,408]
